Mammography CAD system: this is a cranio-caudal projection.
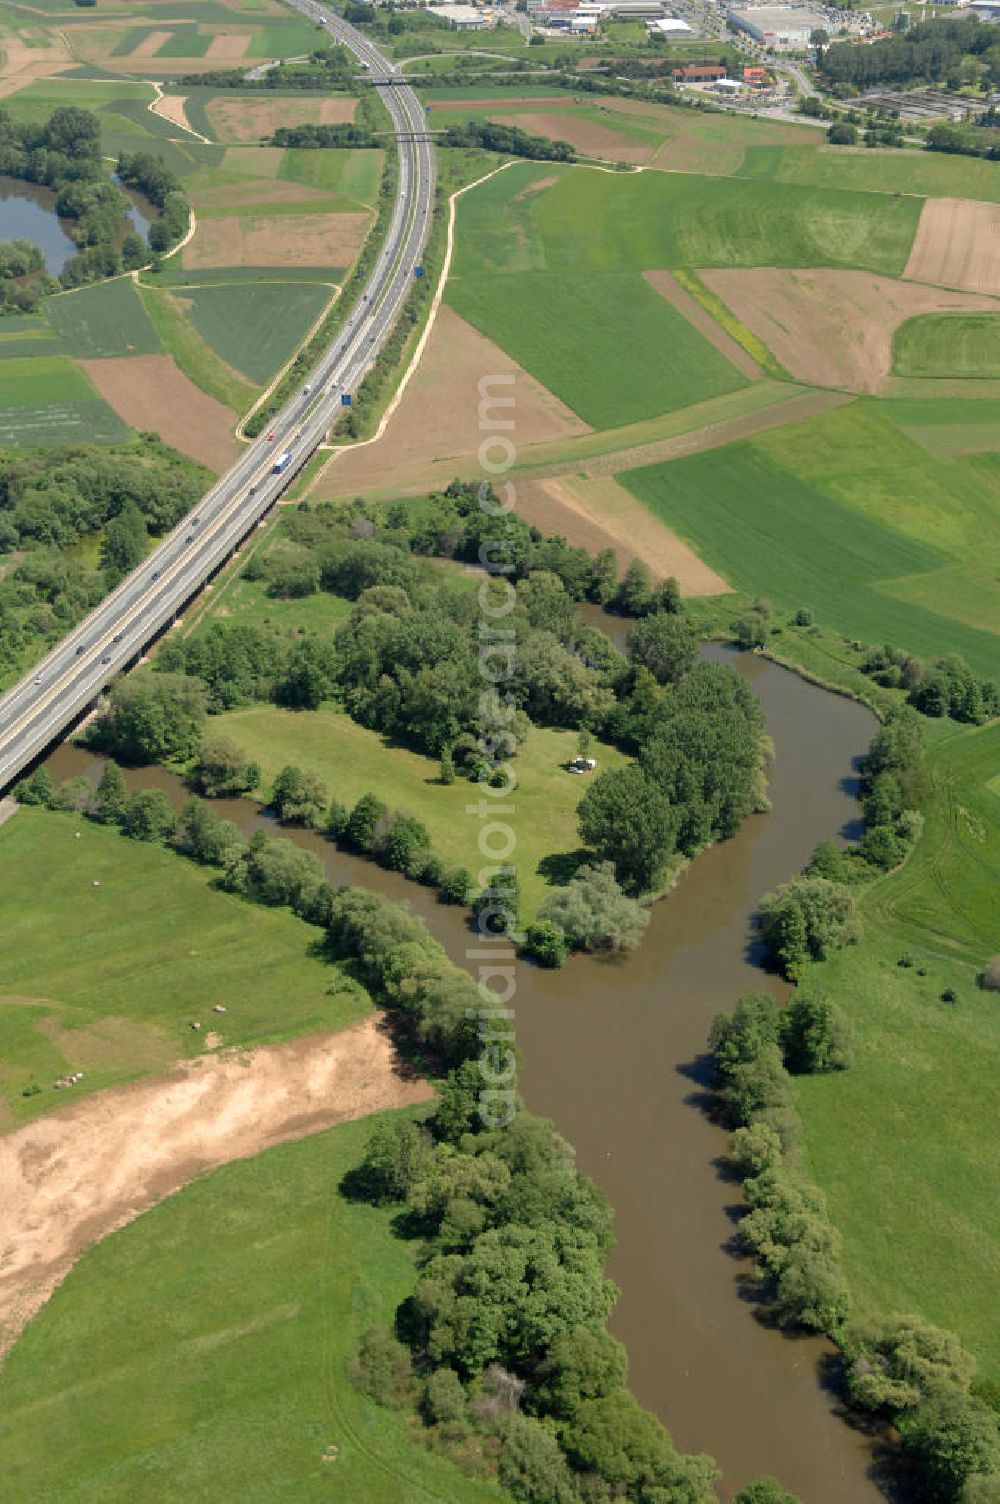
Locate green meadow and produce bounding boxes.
[619,400,1000,674]
[893,313,1000,381]
[796,720,1000,1379]
[449,269,749,428]
[740,142,1000,204]
[0,1113,506,1504]
[450,162,922,278]
[0,810,370,1122]
[215,704,626,920]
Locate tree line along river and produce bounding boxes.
[48,641,884,1502]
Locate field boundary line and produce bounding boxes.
[148,79,212,145]
[304,158,516,497]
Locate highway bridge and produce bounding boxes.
[0,0,435,794]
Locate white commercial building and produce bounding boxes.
[427,3,488,26]
[648,15,694,32]
[728,6,828,48]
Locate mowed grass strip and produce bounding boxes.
[0,1113,507,1504]
[0,810,369,1121]
[452,162,922,278]
[796,721,1000,1378]
[448,270,749,429]
[47,277,163,359]
[214,705,626,918]
[178,280,332,383]
[618,402,1000,674]
[893,312,1000,379]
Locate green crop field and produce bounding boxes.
[154,26,213,57]
[177,280,331,383]
[0,809,370,1122]
[795,720,1000,1379]
[893,313,1000,380]
[138,282,258,413]
[0,1112,507,1503]
[213,705,626,919]
[451,162,922,279]
[740,143,1000,204]
[280,145,385,204]
[619,400,1000,674]
[0,356,131,445]
[46,277,163,359]
[448,269,749,428]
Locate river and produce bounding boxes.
[46,646,885,1502]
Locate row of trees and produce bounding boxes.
[178,44,357,92]
[270,123,378,149]
[116,150,190,256]
[709,987,1000,1500]
[0,107,149,294]
[441,120,577,163]
[331,888,729,1504]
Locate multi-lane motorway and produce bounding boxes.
[0,0,434,793]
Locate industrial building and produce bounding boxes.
[673,62,727,81]
[427,3,488,26]
[728,6,828,49]
[648,15,695,34]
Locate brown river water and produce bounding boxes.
[47,643,887,1502]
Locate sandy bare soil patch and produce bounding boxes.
[491,111,651,165]
[150,91,193,132]
[205,94,357,143]
[129,29,173,58]
[700,267,1000,393]
[205,31,251,59]
[185,210,369,270]
[0,1016,431,1359]
[513,174,559,200]
[518,475,730,594]
[314,305,589,499]
[81,355,239,470]
[644,270,762,380]
[904,198,1000,295]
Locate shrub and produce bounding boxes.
[353,1326,414,1408]
[709,993,781,1079]
[497,1414,578,1504]
[121,788,175,842]
[525,919,569,969]
[12,766,58,808]
[439,866,473,905]
[982,956,1000,991]
[538,861,649,953]
[344,790,388,851]
[422,1367,467,1428]
[270,764,327,827]
[773,1246,851,1332]
[899,1389,1000,1503]
[757,877,861,979]
[734,1479,803,1504]
[380,813,431,874]
[844,1315,976,1414]
[942,987,958,1004]
[730,1122,784,1178]
[190,735,260,798]
[780,992,853,1073]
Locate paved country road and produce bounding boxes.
[0,0,435,794]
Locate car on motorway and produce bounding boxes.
[75,645,85,656]
[151,570,160,581]
[33,675,43,686]
[101,655,112,665]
